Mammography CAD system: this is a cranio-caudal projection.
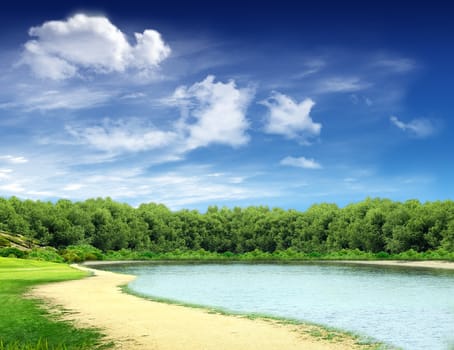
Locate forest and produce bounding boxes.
[1,196,454,260]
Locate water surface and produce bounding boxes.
[100,262,454,349]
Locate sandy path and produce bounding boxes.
[31,265,371,350]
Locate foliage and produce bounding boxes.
[0,197,454,259]
[60,245,103,263]
[0,257,104,349]
[27,247,64,263]
[0,247,27,258]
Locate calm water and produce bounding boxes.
[100,263,454,349]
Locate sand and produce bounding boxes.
[30,264,373,350]
[332,260,454,270]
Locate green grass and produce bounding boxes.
[0,339,68,350]
[0,257,107,350]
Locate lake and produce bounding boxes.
[99,262,454,349]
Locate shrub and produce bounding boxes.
[60,252,82,263]
[375,251,390,259]
[27,247,64,263]
[60,245,104,263]
[0,247,27,258]
[222,251,235,258]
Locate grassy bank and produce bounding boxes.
[0,257,106,350]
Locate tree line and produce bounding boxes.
[1,196,453,254]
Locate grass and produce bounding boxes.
[0,339,68,350]
[0,257,107,350]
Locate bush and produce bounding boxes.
[60,245,104,263]
[60,252,82,263]
[0,247,27,258]
[396,249,421,260]
[222,251,235,258]
[27,247,64,263]
[375,251,390,259]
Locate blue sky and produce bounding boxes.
[0,0,453,210]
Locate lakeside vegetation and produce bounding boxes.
[1,196,454,262]
[0,257,106,349]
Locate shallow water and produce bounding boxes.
[100,262,454,349]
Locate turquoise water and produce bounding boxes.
[100,263,454,349]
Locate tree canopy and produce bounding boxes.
[1,197,453,254]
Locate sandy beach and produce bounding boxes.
[332,260,454,270]
[31,264,376,350]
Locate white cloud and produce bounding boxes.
[261,92,321,140]
[6,162,269,209]
[390,116,436,138]
[22,13,171,80]
[0,155,28,164]
[59,76,253,158]
[120,92,146,100]
[374,58,416,73]
[169,75,254,150]
[0,168,13,180]
[350,94,373,106]
[0,183,25,193]
[0,87,114,111]
[63,183,84,191]
[67,119,178,153]
[228,176,245,184]
[26,190,56,197]
[317,77,369,93]
[26,88,113,111]
[280,156,322,169]
[207,172,224,177]
[131,30,171,69]
[294,59,325,79]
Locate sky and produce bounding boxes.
[0,0,453,211]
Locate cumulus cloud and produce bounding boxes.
[261,92,321,140]
[21,13,171,80]
[169,75,254,150]
[64,76,253,156]
[0,155,28,164]
[280,156,322,169]
[67,119,178,153]
[390,116,436,138]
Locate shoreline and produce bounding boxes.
[330,260,454,270]
[31,264,381,350]
[83,259,454,270]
